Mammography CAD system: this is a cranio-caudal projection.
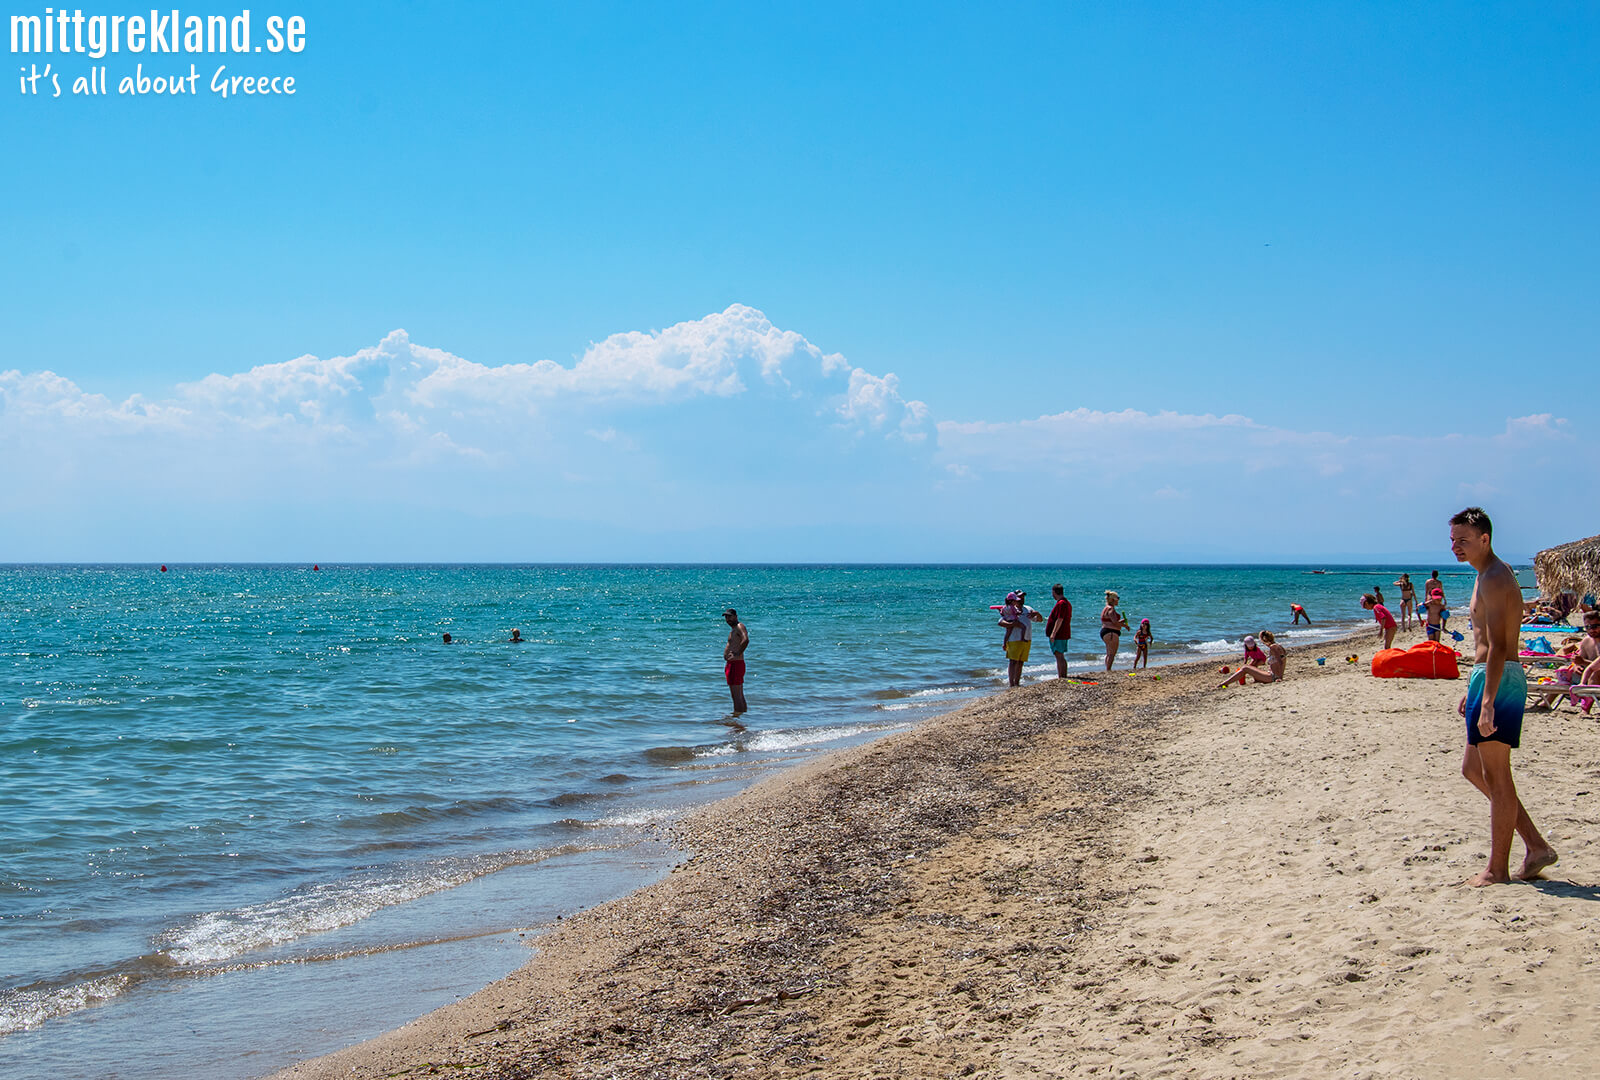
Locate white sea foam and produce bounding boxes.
[1187,638,1243,655]
[742,724,901,752]
[690,744,739,758]
[686,722,899,757]
[906,685,977,697]
[595,806,680,828]
[0,975,130,1035]
[155,848,579,967]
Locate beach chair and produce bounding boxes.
[1526,682,1600,711]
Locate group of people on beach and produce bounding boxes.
[1360,571,1453,649]
[995,585,1153,686]
[722,509,1570,893]
[1544,612,1600,714]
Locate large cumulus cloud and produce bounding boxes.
[0,306,1584,561]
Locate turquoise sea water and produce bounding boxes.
[0,563,1473,1078]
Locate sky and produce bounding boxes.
[2,1,1596,562]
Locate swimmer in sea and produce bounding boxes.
[1290,603,1310,625]
[1450,506,1557,886]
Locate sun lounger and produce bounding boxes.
[1526,682,1600,710]
[1527,683,1600,695]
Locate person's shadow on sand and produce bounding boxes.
[1526,879,1600,902]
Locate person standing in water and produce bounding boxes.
[722,608,749,715]
[998,590,1042,687]
[1046,583,1073,678]
[1133,618,1152,669]
[1099,591,1128,672]
[1395,573,1417,630]
[1450,507,1557,886]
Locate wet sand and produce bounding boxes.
[270,629,1600,1079]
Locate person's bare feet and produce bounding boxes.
[1465,869,1511,887]
[1515,848,1559,880]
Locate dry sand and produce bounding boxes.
[270,630,1600,1080]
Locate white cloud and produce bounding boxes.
[399,304,884,414]
[838,369,928,439]
[1,306,928,460]
[1,308,1586,561]
[0,370,188,427]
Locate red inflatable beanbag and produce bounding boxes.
[1370,641,1460,680]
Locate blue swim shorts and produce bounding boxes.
[1050,638,1071,654]
[1465,662,1526,748]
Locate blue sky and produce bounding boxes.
[3,1,1595,562]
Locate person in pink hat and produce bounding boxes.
[997,590,1041,687]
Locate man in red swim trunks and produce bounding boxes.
[723,608,749,715]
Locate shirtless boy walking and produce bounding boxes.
[1451,507,1558,886]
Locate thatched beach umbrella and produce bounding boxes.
[1533,534,1600,600]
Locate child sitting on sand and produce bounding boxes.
[1133,619,1152,669]
[1242,634,1268,666]
[1219,630,1286,688]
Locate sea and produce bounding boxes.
[0,563,1482,1079]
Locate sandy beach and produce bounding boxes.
[271,628,1600,1079]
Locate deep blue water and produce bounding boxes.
[0,563,1461,1078]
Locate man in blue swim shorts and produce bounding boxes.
[1450,507,1558,887]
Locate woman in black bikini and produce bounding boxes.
[1395,573,1416,630]
[1100,590,1128,672]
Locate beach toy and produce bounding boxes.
[1316,657,1326,666]
[1346,655,1359,663]
[1220,665,1231,675]
[1449,631,1464,642]
[1152,674,1161,681]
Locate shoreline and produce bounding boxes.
[270,628,1411,1079]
